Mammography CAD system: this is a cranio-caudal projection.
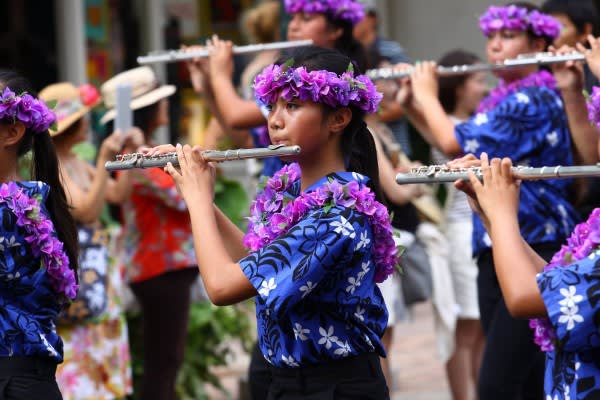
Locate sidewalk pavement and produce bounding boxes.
[207,300,451,400]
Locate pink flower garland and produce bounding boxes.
[243,163,398,283]
[477,70,557,113]
[0,182,78,301]
[530,208,600,352]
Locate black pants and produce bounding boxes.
[267,352,389,400]
[130,267,198,400]
[249,342,271,400]
[477,243,560,400]
[0,357,62,400]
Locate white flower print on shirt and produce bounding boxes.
[357,261,370,280]
[334,341,352,356]
[330,216,356,239]
[346,276,361,294]
[293,323,310,341]
[355,231,371,251]
[558,305,584,330]
[299,281,316,298]
[282,354,300,367]
[354,306,365,321]
[258,278,277,296]
[0,236,20,251]
[318,326,339,349]
[558,286,583,308]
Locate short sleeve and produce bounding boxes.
[536,254,600,352]
[239,206,368,317]
[455,87,563,159]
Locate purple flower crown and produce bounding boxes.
[479,5,562,39]
[585,86,600,130]
[284,0,365,25]
[254,62,382,114]
[0,87,57,133]
[530,208,600,352]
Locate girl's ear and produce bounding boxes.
[328,108,352,135]
[2,121,26,147]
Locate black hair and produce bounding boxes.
[0,70,79,279]
[542,0,600,36]
[276,46,385,203]
[437,50,481,113]
[324,16,368,73]
[507,2,555,48]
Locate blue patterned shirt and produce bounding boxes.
[537,249,600,398]
[0,181,64,362]
[239,172,388,368]
[455,86,579,256]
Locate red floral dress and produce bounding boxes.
[120,168,197,283]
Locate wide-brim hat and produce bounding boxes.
[100,66,176,124]
[39,82,101,136]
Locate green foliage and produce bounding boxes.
[214,174,250,229]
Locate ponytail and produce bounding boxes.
[341,111,386,204]
[30,130,79,278]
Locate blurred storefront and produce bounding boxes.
[0,0,255,145]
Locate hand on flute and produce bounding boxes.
[576,35,600,80]
[549,44,584,92]
[207,34,235,81]
[182,45,211,94]
[164,144,217,203]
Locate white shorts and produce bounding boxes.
[444,220,479,319]
[378,272,407,326]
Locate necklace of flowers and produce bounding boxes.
[476,70,557,113]
[530,208,600,352]
[0,181,77,301]
[585,86,600,130]
[243,163,398,283]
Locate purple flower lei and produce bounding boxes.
[530,208,600,352]
[477,70,556,113]
[0,182,78,301]
[585,86,600,130]
[243,163,398,283]
[254,63,382,114]
[284,0,365,25]
[0,87,57,133]
[479,5,562,39]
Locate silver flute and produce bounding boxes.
[367,51,585,80]
[137,39,313,65]
[396,164,600,184]
[105,144,301,171]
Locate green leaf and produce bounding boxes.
[346,62,354,74]
[44,99,58,110]
[282,57,295,72]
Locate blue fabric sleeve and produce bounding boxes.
[537,254,600,352]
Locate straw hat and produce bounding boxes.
[39,82,101,136]
[99,66,175,124]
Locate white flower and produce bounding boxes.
[318,326,338,349]
[346,276,361,294]
[330,216,356,238]
[464,139,480,153]
[546,131,558,146]
[357,261,370,280]
[515,92,530,103]
[355,231,371,251]
[354,306,365,321]
[564,384,570,400]
[6,272,20,280]
[0,236,20,251]
[558,305,584,330]
[282,354,299,367]
[40,333,58,358]
[352,172,364,181]
[559,286,584,308]
[544,222,556,235]
[546,395,558,400]
[258,278,277,296]
[334,341,352,356]
[482,232,492,246]
[293,323,310,341]
[299,281,316,298]
[473,113,488,126]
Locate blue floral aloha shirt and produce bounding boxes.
[537,250,600,399]
[0,181,64,362]
[239,172,388,368]
[455,86,579,256]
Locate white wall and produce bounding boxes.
[378,0,543,62]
